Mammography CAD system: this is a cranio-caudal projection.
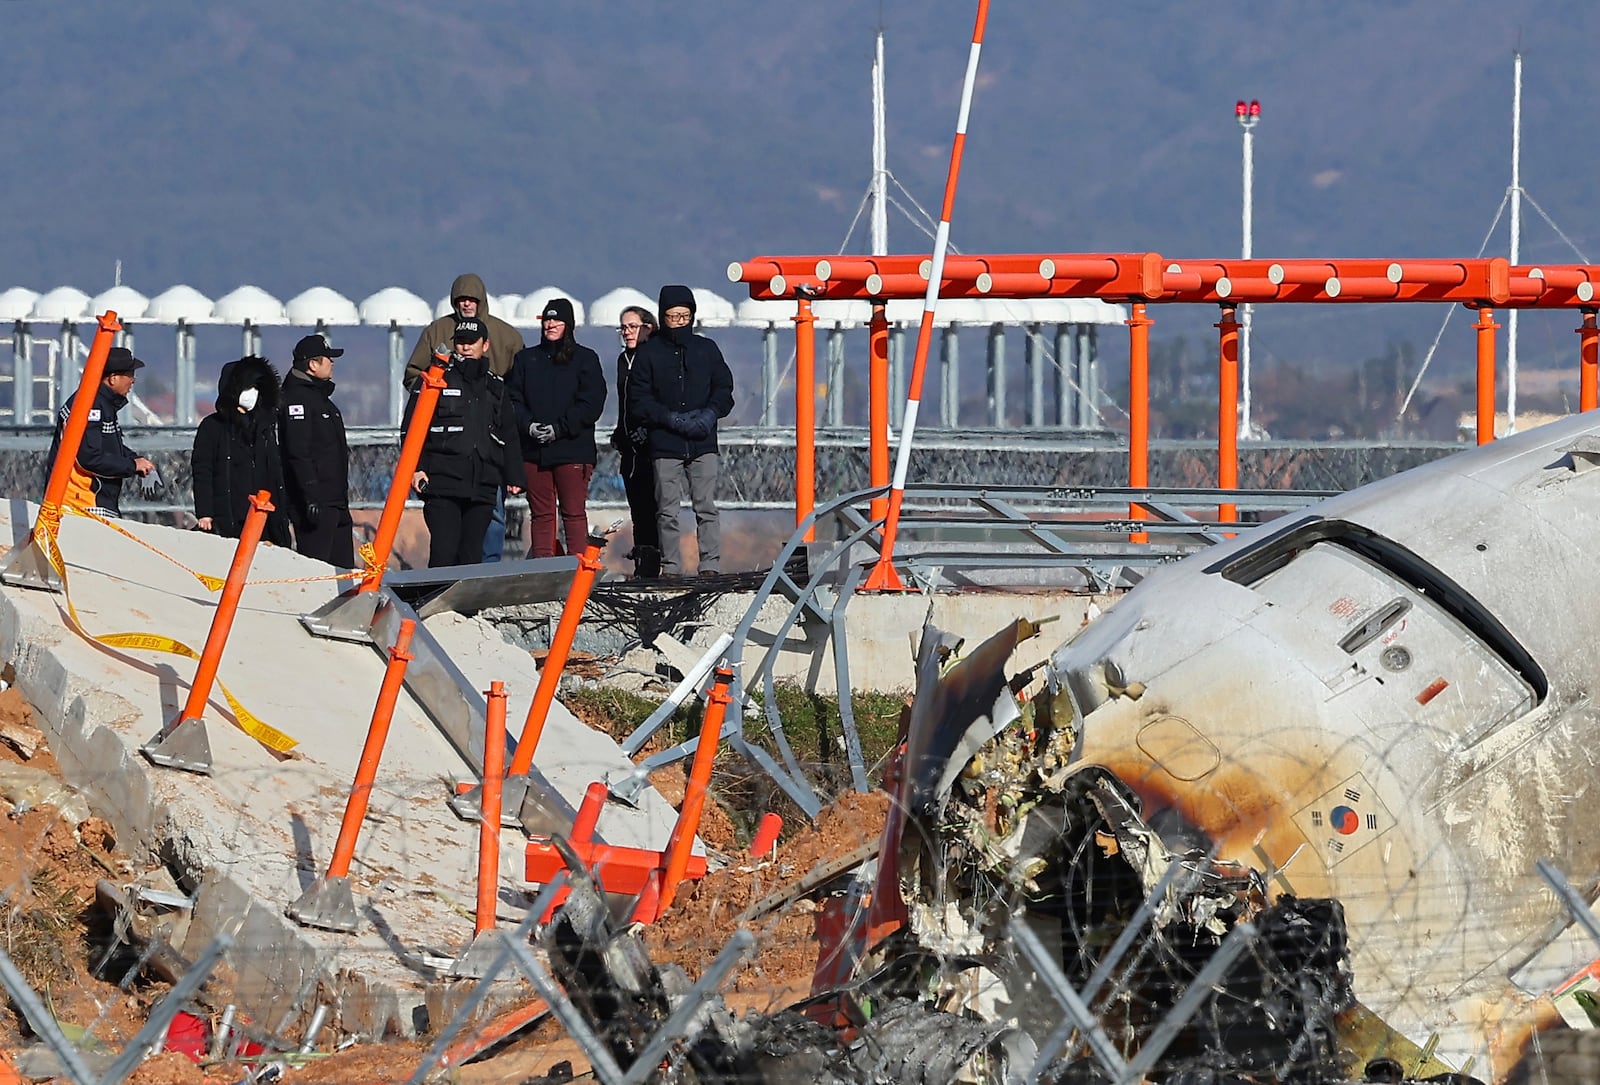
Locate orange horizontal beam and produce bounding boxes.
[735,253,1600,308]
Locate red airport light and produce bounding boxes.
[1250,100,1261,116]
[1236,100,1247,116]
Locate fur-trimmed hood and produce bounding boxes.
[215,355,281,417]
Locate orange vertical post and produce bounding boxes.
[658,666,734,911]
[868,302,891,523]
[1127,302,1151,544]
[1215,304,1239,523]
[475,680,507,937]
[1476,307,1499,445]
[1580,309,1598,413]
[794,295,817,541]
[325,618,416,880]
[37,311,122,530]
[176,490,274,725]
[506,531,606,777]
[360,349,448,590]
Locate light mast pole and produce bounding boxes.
[1236,98,1259,438]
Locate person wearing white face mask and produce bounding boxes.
[191,355,293,545]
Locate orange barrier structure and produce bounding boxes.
[659,666,735,911]
[287,619,417,932]
[506,530,607,778]
[1127,303,1152,544]
[1216,305,1239,522]
[475,681,507,937]
[1477,307,1499,445]
[142,490,275,775]
[0,311,121,591]
[327,619,415,881]
[1581,310,1598,414]
[177,491,274,725]
[868,302,891,525]
[794,294,818,541]
[750,811,783,858]
[731,251,1600,579]
[360,350,447,591]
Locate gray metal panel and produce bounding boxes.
[381,555,580,617]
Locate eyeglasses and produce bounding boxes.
[618,323,645,332]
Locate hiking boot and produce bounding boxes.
[632,545,661,579]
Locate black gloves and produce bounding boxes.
[304,502,321,524]
[669,411,716,440]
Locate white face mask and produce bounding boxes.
[237,387,260,412]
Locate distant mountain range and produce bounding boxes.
[1,0,1587,377]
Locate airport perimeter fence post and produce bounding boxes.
[142,488,275,775]
[0,310,121,592]
[287,617,417,932]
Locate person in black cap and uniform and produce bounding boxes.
[408,318,522,568]
[48,346,155,517]
[626,286,734,576]
[278,333,353,567]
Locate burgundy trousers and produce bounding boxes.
[523,461,593,558]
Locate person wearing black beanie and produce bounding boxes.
[624,285,735,576]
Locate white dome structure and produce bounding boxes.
[734,298,794,327]
[359,287,432,327]
[1024,297,1128,324]
[30,287,91,322]
[89,286,151,322]
[493,294,523,318]
[811,299,871,327]
[589,287,656,329]
[433,296,455,320]
[517,288,585,327]
[689,288,736,328]
[933,297,1003,326]
[146,285,216,324]
[213,286,287,325]
[286,286,360,326]
[0,288,40,322]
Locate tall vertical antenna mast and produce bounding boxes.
[870,28,888,256]
[1506,50,1523,433]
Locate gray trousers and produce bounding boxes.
[654,453,720,574]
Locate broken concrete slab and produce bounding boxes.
[0,502,682,1038]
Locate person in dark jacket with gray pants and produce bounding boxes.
[626,285,735,576]
[408,319,523,568]
[508,297,606,558]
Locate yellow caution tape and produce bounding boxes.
[35,511,299,754]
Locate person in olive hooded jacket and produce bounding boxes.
[507,297,606,558]
[404,273,526,562]
[191,355,293,546]
[626,285,734,576]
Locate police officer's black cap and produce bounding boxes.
[103,347,145,375]
[453,318,488,343]
[292,334,344,364]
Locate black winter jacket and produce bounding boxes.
[48,384,139,515]
[407,354,521,503]
[278,368,349,513]
[507,339,606,468]
[192,356,293,545]
[626,327,735,461]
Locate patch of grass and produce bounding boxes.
[3,867,82,993]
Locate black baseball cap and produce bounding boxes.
[292,334,344,364]
[453,318,488,343]
[103,347,145,375]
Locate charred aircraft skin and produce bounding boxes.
[1048,415,1600,1074]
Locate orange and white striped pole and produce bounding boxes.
[863,0,990,592]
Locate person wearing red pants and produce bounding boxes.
[508,297,605,558]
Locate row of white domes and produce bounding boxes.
[0,284,1124,329]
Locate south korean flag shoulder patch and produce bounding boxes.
[288,404,305,418]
